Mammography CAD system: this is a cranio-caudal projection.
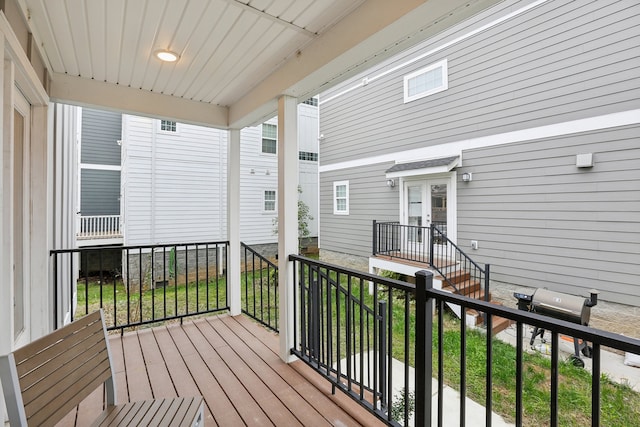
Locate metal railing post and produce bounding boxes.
[483,264,491,327]
[484,264,491,302]
[415,270,434,426]
[429,225,435,267]
[372,220,378,256]
[53,255,58,329]
[310,274,321,360]
[378,300,388,408]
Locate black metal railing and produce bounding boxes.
[430,225,489,301]
[289,256,640,426]
[290,254,416,426]
[373,220,489,300]
[241,242,279,332]
[51,241,229,331]
[373,220,446,261]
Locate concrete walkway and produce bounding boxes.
[389,358,514,427]
[342,352,514,426]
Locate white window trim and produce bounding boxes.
[403,59,448,103]
[333,180,349,215]
[263,189,277,213]
[158,119,180,134]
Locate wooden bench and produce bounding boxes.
[0,310,204,426]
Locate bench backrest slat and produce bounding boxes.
[0,310,115,427]
[21,329,105,401]
[16,314,105,378]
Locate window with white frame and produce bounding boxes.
[403,59,448,103]
[160,120,177,132]
[333,181,349,215]
[299,151,318,161]
[262,123,277,154]
[264,190,276,212]
[302,97,318,107]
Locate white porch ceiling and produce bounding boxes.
[21,0,501,129]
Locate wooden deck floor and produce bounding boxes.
[57,314,384,427]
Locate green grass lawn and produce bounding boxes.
[76,268,278,330]
[76,277,228,329]
[437,315,640,425]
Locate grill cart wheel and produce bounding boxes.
[581,345,593,358]
[569,354,585,368]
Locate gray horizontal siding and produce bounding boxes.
[81,108,122,165]
[320,0,640,165]
[80,169,121,215]
[319,163,399,257]
[456,124,640,306]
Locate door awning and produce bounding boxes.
[385,156,459,178]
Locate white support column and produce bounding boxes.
[227,129,241,316]
[0,34,7,427]
[1,54,14,357]
[277,95,299,363]
[29,104,51,339]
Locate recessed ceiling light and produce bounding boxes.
[155,50,179,62]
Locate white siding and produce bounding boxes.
[239,120,279,244]
[122,102,319,247]
[122,115,227,246]
[298,103,319,237]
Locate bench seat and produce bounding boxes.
[0,310,204,427]
[91,396,203,427]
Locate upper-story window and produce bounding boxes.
[160,120,177,132]
[262,123,277,154]
[302,97,318,107]
[299,151,318,162]
[403,59,448,103]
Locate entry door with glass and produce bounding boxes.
[405,180,448,249]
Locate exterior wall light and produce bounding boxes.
[462,172,473,182]
[386,179,395,188]
[155,50,179,62]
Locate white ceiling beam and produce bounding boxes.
[49,73,228,128]
[226,0,317,37]
[229,0,502,128]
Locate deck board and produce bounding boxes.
[137,329,177,399]
[175,322,275,426]
[121,333,153,402]
[152,325,232,426]
[56,314,385,427]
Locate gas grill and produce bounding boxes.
[514,288,599,367]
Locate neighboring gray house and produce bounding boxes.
[77,108,123,246]
[78,101,319,252]
[318,0,640,306]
